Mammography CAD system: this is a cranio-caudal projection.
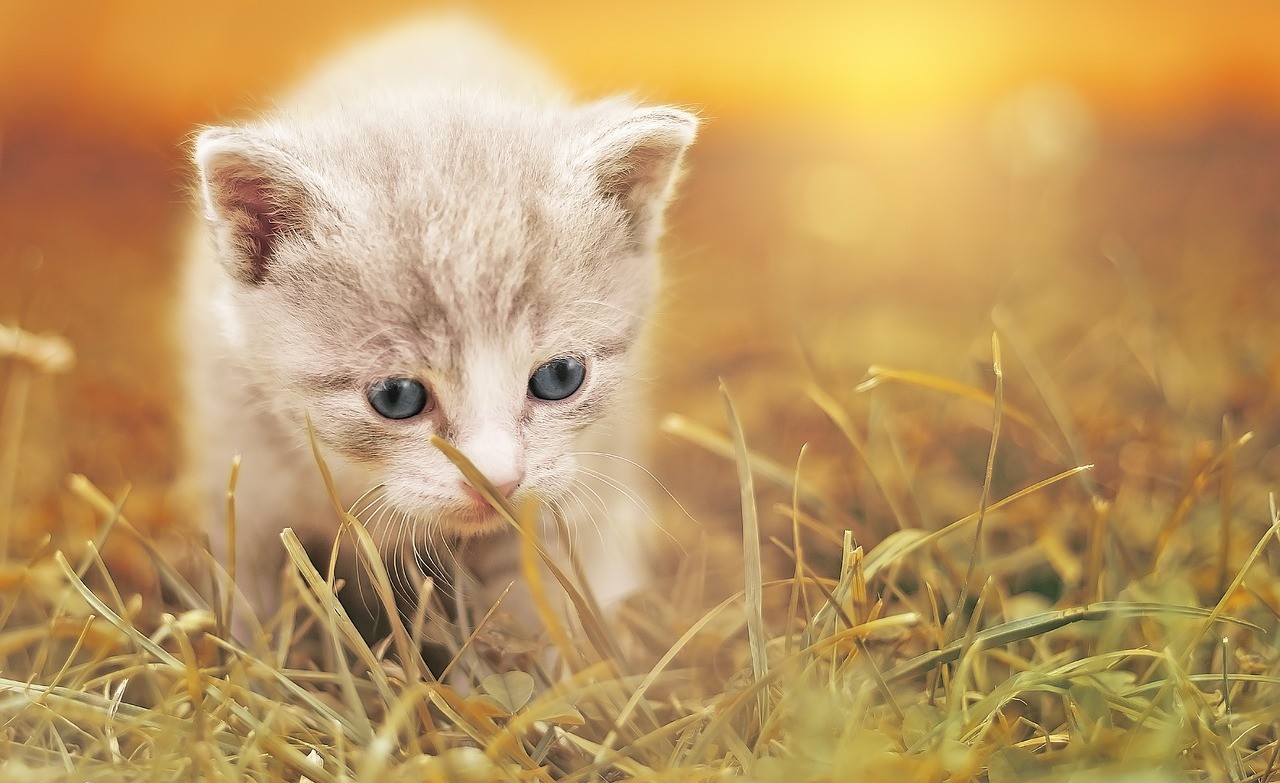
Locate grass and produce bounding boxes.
[3,265,1280,783]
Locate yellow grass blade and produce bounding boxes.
[660,412,832,512]
[304,418,423,684]
[864,465,1093,579]
[885,602,1260,683]
[721,381,770,726]
[855,363,1045,441]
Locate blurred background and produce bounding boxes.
[3,1,1280,594]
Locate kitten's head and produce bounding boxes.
[194,96,695,538]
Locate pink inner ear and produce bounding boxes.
[597,139,687,246]
[212,172,298,285]
[601,142,666,203]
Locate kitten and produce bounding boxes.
[181,17,696,642]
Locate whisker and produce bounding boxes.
[576,297,645,323]
[563,477,612,557]
[571,450,698,522]
[571,450,696,548]
[347,484,388,518]
[438,536,465,600]
[552,492,604,564]
[572,464,684,551]
[360,496,395,531]
[575,465,656,522]
[350,497,398,621]
[413,524,458,594]
[546,496,576,558]
[390,509,421,608]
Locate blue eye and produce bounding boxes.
[367,378,430,420]
[528,357,585,401]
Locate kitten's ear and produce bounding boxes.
[579,106,698,249]
[194,128,327,284]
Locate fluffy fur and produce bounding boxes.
[182,18,696,637]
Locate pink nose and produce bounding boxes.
[460,478,521,504]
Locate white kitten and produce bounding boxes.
[181,18,696,640]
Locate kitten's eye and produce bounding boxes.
[367,378,430,420]
[528,357,586,401]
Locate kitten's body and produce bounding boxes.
[182,19,694,639]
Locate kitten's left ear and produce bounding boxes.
[579,106,698,249]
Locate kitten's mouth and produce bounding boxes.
[439,498,512,535]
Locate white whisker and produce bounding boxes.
[577,297,645,324]
[347,484,388,518]
[390,509,421,608]
[575,465,656,522]
[570,450,695,549]
[414,525,458,593]
[361,496,395,531]
[546,496,580,559]
[563,477,613,558]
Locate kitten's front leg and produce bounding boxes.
[201,410,341,643]
[460,531,546,633]
[205,470,289,643]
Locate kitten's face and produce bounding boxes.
[197,100,695,539]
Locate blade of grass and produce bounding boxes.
[304,418,423,686]
[864,465,1092,580]
[770,502,843,547]
[0,323,73,559]
[721,381,769,728]
[887,602,1260,684]
[0,362,30,559]
[1178,493,1280,664]
[67,474,210,612]
[660,413,831,513]
[280,527,385,742]
[808,381,914,530]
[854,362,1047,448]
[222,454,241,643]
[436,581,512,685]
[785,444,809,657]
[597,590,746,761]
[353,682,437,782]
[1152,431,1252,568]
[683,612,910,766]
[203,635,365,741]
[1218,418,1236,599]
[52,551,179,669]
[989,307,1096,488]
[517,497,584,672]
[948,333,1004,645]
[48,549,325,766]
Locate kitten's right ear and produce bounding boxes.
[194,128,326,284]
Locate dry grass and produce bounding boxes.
[3,108,1279,779]
[4,252,1280,783]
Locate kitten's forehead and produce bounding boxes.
[291,99,573,208]
[252,98,657,374]
[296,108,596,281]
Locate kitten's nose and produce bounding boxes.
[460,475,523,504]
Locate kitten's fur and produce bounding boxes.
[182,18,696,639]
